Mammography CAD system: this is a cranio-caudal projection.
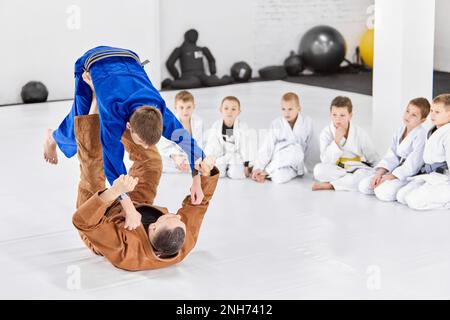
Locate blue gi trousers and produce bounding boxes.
[53,46,204,185]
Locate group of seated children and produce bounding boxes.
[157,90,450,211]
[311,94,450,211]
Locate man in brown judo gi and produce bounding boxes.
[72,114,219,271]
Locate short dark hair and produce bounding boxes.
[330,96,353,113]
[129,106,163,145]
[152,227,186,258]
[409,97,431,119]
[433,94,450,111]
[221,96,241,109]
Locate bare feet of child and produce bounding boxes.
[256,172,267,183]
[311,182,334,191]
[251,170,268,183]
[43,129,58,164]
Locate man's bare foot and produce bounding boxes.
[43,129,58,164]
[311,182,334,191]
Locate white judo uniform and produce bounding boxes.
[156,114,204,173]
[204,119,256,179]
[397,123,450,210]
[313,122,379,191]
[358,125,427,201]
[253,115,313,184]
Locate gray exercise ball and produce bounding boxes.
[299,25,346,73]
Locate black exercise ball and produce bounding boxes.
[230,61,252,82]
[299,25,346,73]
[284,51,304,76]
[21,81,49,103]
[258,66,287,80]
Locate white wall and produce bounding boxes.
[251,0,374,71]
[373,0,435,154]
[160,0,374,82]
[160,0,255,82]
[160,0,450,80]
[434,0,450,72]
[2,0,449,106]
[0,0,160,105]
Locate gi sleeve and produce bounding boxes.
[72,191,114,230]
[376,134,400,172]
[319,126,344,164]
[254,123,277,171]
[177,167,220,259]
[158,100,205,173]
[392,134,426,181]
[360,130,379,166]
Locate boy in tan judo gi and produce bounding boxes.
[72,114,219,271]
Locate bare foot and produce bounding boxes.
[43,129,58,164]
[255,172,268,183]
[311,182,334,191]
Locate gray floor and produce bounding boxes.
[1,81,449,299]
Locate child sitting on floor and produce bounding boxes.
[312,96,379,192]
[396,94,450,210]
[204,96,255,179]
[157,90,204,173]
[252,92,313,184]
[358,98,430,201]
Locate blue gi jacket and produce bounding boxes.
[53,46,204,184]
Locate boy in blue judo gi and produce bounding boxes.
[44,46,212,230]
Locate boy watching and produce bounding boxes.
[359,98,430,201]
[252,92,313,184]
[312,96,379,191]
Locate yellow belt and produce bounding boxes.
[336,156,362,169]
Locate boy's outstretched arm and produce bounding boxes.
[190,156,216,205]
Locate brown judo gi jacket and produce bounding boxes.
[71,115,219,271]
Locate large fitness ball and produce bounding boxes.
[21,81,49,103]
[284,51,304,76]
[299,25,346,73]
[230,61,252,82]
[359,28,374,68]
